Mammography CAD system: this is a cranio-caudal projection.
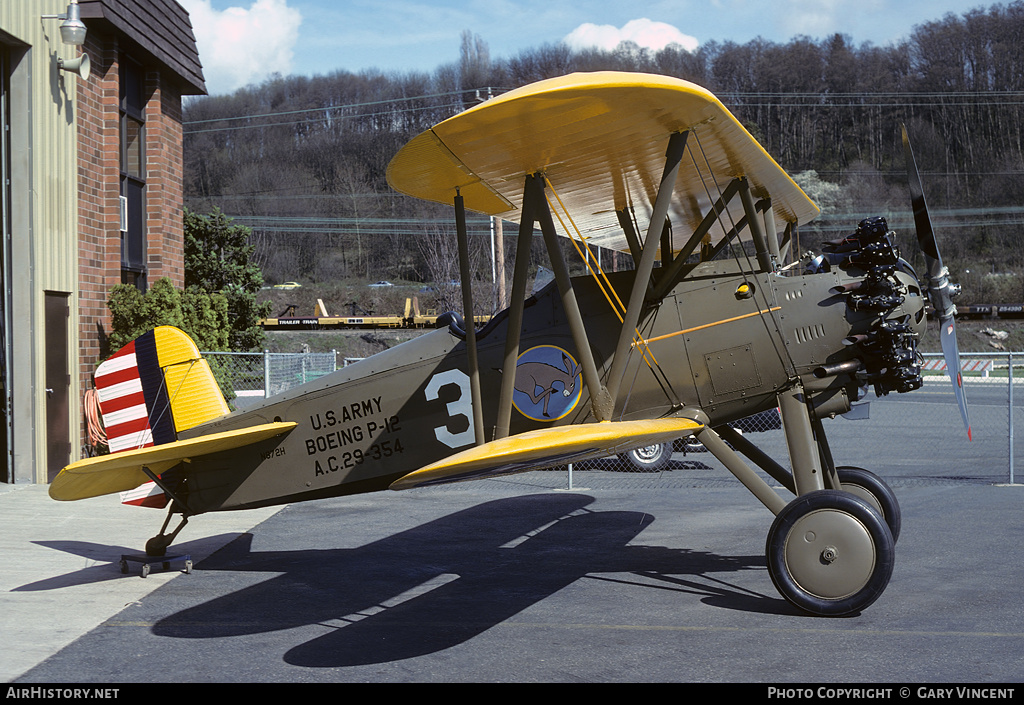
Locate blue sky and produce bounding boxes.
[179,0,988,95]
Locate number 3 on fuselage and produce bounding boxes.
[425,369,476,449]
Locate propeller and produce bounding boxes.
[901,124,972,440]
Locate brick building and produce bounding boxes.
[0,1,205,484]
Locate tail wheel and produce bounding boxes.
[836,466,902,544]
[766,490,895,617]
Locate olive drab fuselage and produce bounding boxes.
[179,227,926,515]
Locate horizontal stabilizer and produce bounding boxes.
[390,418,702,490]
[49,422,296,502]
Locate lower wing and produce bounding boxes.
[390,418,703,490]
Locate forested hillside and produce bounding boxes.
[183,2,1024,310]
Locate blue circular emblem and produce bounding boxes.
[512,345,582,421]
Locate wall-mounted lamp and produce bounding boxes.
[43,0,89,80]
[42,0,88,47]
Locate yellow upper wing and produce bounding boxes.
[387,71,819,254]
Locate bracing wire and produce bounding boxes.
[543,178,668,373]
[125,358,202,452]
[542,178,681,410]
[686,128,799,377]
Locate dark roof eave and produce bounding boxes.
[79,0,207,96]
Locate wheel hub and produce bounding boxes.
[784,508,875,600]
[635,445,660,460]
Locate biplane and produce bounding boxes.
[51,72,969,617]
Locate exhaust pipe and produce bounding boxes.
[813,358,864,379]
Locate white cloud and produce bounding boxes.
[777,0,844,37]
[180,0,303,95]
[563,18,699,53]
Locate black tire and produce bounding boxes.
[836,466,902,544]
[766,490,895,617]
[679,436,706,454]
[618,442,672,471]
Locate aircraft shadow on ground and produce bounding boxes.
[16,534,249,591]
[150,493,787,667]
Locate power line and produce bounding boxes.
[181,85,1024,135]
[185,169,1024,203]
[182,89,478,126]
[215,207,1024,240]
[183,102,467,135]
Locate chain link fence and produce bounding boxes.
[567,351,1021,486]
[204,351,338,407]
[202,349,1021,485]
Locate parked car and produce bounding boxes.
[273,281,302,290]
[369,280,393,287]
[617,407,782,471]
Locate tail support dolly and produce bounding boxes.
[119,553,193,578]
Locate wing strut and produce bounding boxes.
[738,178,777,274]
[496,174,613,433]
[497,131,690,431]
[650,177,742,300]
[454,191,485,446]
[532,175,613,421]
[495,177,546,438]
[760,199,782,265]
[615,209,643,264]
[605,130,689,408]
[779,221,794,264]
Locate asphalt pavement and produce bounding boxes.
[2,463,1023,684]
[0,483,282,683]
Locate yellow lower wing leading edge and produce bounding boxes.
[390,418,703,490]
[49,422,297,501]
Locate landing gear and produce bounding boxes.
[145,533,175,557]
[766,490,895,617]
[135,466,193,557]
[836,466,902,544]
[145,506,190,557]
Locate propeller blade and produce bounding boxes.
[902,124,971,440]
[939,317,972,441]
[902,124,942,279]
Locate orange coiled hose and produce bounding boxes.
[84,388,108,453]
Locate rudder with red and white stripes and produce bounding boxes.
[92,327,231,507]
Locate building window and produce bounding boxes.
[120,56,146,290]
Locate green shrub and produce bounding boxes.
[107,278,229,354]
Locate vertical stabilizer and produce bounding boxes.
[93,327,229,507]
[151,327,231,434]
[95,327,230,454]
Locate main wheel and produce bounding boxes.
[766,490,895,617]
[618,442,672,471]
[836,466,901,544]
